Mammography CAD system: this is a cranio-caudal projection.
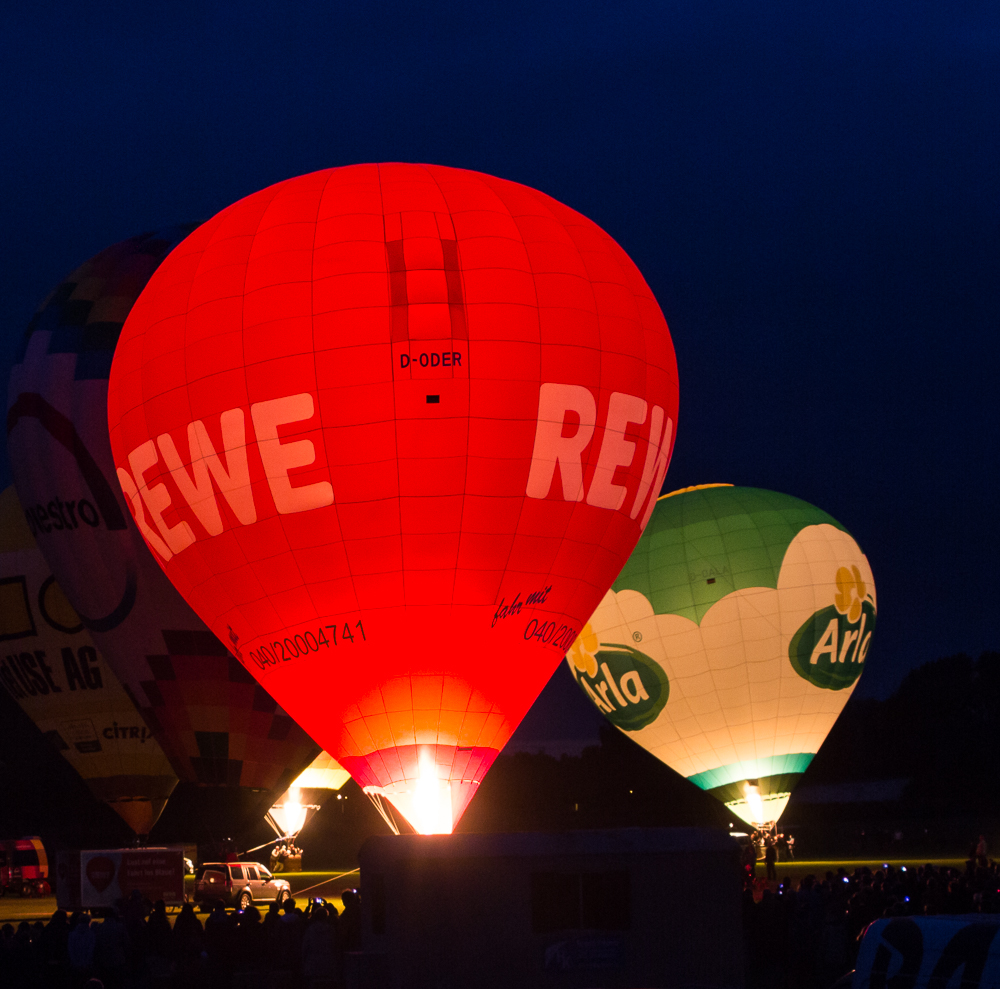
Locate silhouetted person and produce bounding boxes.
[235,904,264,974]
[278,898,307,974]
[205,900,235,988]
[94,908,128,989]
[765,839,778,881]
[7,921,35,989]
[302,906,339,987]
[145,899,174,982]
[146,899,172,954]
[261,901,283,969]
[40,909,71,988]
[68,914,96,982]
[174,901,203,950]
[340,889,362,952]
[173,901,204,980]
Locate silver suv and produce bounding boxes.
[194,861,291,911]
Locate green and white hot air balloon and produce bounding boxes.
[566,484,875,828]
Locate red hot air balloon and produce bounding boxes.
[107,164,679,834]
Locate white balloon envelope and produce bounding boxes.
[567,484,876,827]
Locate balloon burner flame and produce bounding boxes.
[378,748,455,835]
[744,783,765,826]
[722,781,791,829]
[269,786,307,837]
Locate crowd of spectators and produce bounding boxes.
[0,888,362,989]
[743,854,1000,989]
[9,852,1000,989]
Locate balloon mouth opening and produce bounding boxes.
[342,742,498,836]
[266,786,314,838]
[725,781,791,828]
[106,796,168,836]
[366,749,458,835]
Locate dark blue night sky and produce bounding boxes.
[2,1,997,745]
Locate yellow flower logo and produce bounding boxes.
[834,565,867,623]
[568,624,600,679]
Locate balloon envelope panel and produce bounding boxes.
[567,485,875,827]
[293,751,351,792]
[0,485,178,834]
[6,230,319,799]
[106,163,679,833]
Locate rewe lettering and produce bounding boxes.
[117,393,332,562]
[525,384,673,527]
[118,383,671,564]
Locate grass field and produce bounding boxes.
[0,868,361,926]
[747,857,967,890]
[0,858,971,925]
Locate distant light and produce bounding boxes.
[901,866,906,872]
[905,896,910,902]
[843,877,849,883]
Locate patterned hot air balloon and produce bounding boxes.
[0,485,178,834]
[105,163,679,834]
[567,484,875,827]
[6,229,319,835]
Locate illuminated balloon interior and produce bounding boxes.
[265,751,351,838]
[267,786,309,838]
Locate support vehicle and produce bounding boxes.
[194,861,291,911]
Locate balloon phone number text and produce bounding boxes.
[247,621,366,671]
[524,619,578,652]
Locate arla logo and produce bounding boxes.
[567,624,669,730]
[789,566,876,690]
